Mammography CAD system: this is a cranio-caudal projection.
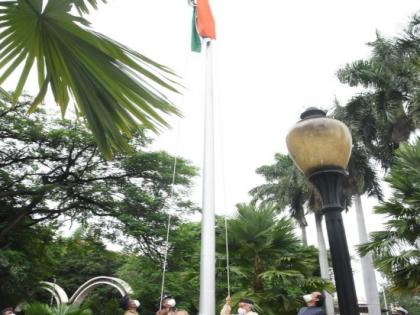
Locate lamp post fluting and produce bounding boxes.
[286,108,359,315]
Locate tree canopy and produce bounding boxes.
[336,13,420,169]
[0,95,197,309]
[0,95,197,247]
[359,139,420,294]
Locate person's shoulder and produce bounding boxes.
[314,308,325,315]
[176,310,189,315]
[297,307,307,315]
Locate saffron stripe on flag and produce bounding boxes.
[197,0,216,39]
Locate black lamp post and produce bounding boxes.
[286,108,359,315]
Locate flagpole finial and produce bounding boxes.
[188,0,197,6]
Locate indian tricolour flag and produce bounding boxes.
[191,0,216,52]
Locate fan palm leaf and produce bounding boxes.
[0,0,180,158]
[216,204,333,315]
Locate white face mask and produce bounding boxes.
[166,298,176,307]
[238,308,247,315]
[303,294,312,303]
[133,300,140,308]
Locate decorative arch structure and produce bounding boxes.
[40,281,69,305]
[69,276,133,306]
[39,277,133,306]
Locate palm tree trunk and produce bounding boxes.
[354,194,381,315]
[299,215,308,246]
[254,255,263,292]
[300,223,308,246]
[315,212,335,315]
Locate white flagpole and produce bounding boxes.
[199,39,216,315]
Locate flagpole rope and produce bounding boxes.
[158,13,192,306]
[159,154,178,309]
[213,38,231,297]
[224,215,231,296]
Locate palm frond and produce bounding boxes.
[358,137,420,293]
[23,303,53,315]
[0,0,180,158]
[71,0,106,15]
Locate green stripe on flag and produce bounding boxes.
[191,6,202,53]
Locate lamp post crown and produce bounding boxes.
[300,107,326,120]
[286,108,352,176]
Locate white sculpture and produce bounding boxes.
[39,276,133,306]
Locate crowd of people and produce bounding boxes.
[1,291,409,315]
[120,292,324,315]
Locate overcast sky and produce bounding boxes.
[86,0,420,303]
[4,0,418,304]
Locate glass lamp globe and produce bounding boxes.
[286,107,352,176]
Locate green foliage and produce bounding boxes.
[0,96,197,309]
[0,97,197,255]
[52,228,126,296]
[0,225,127,310]
[118,223,201,315]
[216,204,333,315]
[250,154,310,243]
[0,224,59,309]
[23,302,92,315]
[251,154,310,213]
[117,205,331,315]
[81,295,120,315]
[333,104,383,201]
[71,0,107,15]
[336,13,420,169]
[382,286,420,315]
[359,139,420,294]
[0,0,180,158]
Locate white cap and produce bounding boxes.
[395,307,408,315]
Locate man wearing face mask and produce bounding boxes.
[120,295,141,315]
[156,295,189,315]
[297,292,325,315]
[1,307,15,315]
[220,296,258,315]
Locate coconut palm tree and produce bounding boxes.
[336,13,420,169]
[359,138,420,294]
[308,194,335,315]
[250,154,310,246]
[334,14,420,313]
[313,213,335,315]
[0,0,180,159]
[333,105,384,315]
[345,143,384,315]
